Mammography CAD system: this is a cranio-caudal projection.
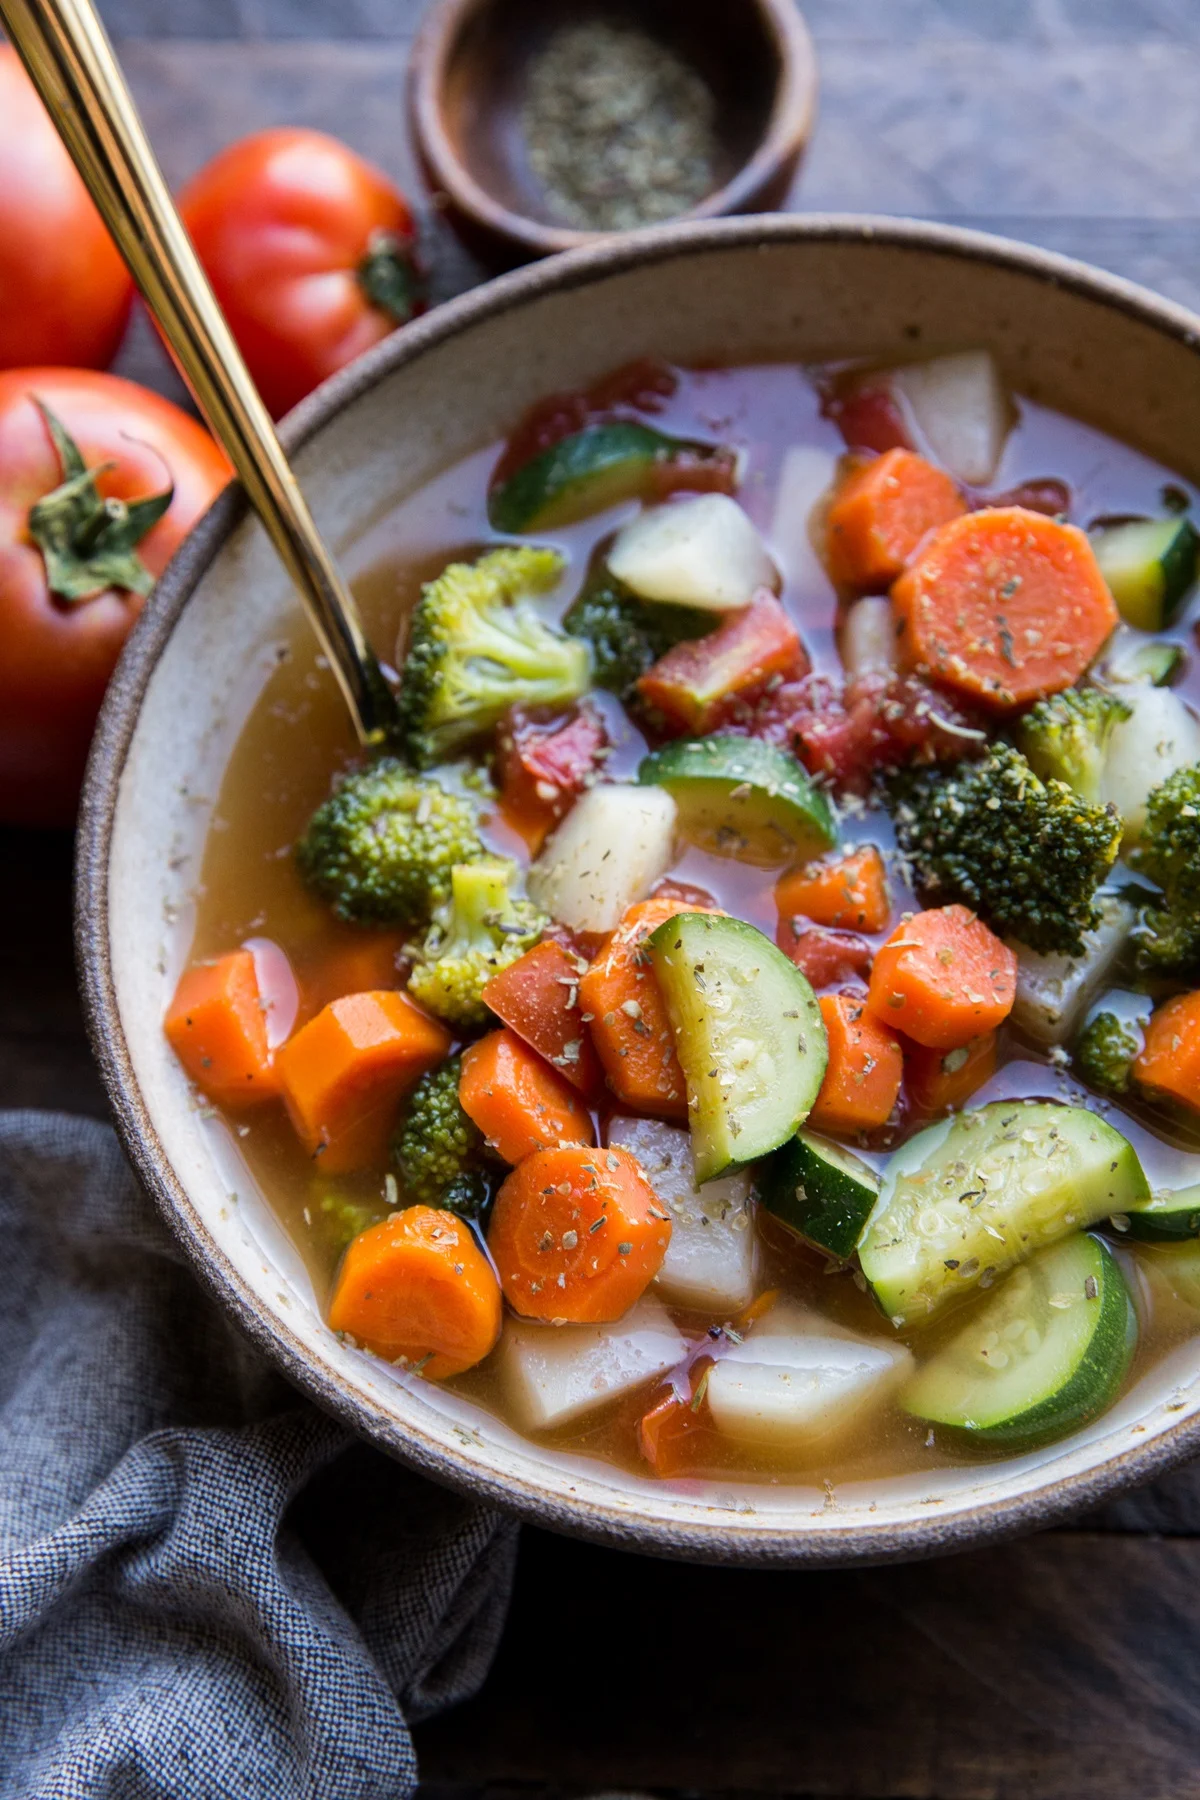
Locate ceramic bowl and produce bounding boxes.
[409,0,818,262]
[77,215,1200,1565]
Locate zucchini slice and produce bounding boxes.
[761,1129,880,1262]
[1116,1182,1200,1243]
[859,1099,1150,1326]
[638,735,836,868]
[903,1234,1136,1449]
[1103,637,1186,688]
[488,422,736,534]
[1090,517,1199,632]
[648,911,828,1183]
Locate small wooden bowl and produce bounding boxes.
[409,0,818,264]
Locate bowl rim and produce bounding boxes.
[77,212,1200,1565]
[408,0,819,257]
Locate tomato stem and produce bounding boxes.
[357,229,423,326]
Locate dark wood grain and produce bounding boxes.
[13,4,1200,1792]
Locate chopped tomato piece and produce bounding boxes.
[777,923,873,990]
[821,379,914,456]
[636,592,808,734]
[480,937,602,1096]
[496,702,608,848]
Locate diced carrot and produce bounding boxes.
[778,923,873,990]
[458,1028,594,1165]
[579,895,719,1118]
[276,989,450,1172]
[481,939,603,1097]
[487,1144,670,1322]
[808,993,904,1134]
[639,1363,713,1477]
[891,507,1119,712]
[636,592,808,734]
[775,845,891,933]
[1134,994,1200,1111]
[297,930,405,1022]
[165,949,280,1107]
[736,1287,781,1329]
[327,1205,502,1377]
[905,1031,998,1114]
[866,905,1017,1050]
[825,449,965,591]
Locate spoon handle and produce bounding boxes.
[0,0,397,747]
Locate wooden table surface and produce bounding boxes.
[10,1,1200,1793]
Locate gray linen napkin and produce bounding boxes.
[0,1111,518,1800]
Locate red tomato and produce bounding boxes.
[0,370,231,827]
[0,48,133,370]
[179,129,424,419]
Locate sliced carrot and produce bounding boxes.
[825,449,965,590]
[866,905,1017,1051]
[487,1143,670,1322]
[807,993,904,1134]
[297,930,405,1023]
[580,894,719,1118]
[638,1362,713,1476]
[1134,994,1200,1111]
[276,989,450,1172]
[775,844,891,933]
[481,938,603,1097]
[891,506,1119,711]
[635,592,808,734]
[458,1027,594,1165]
[905,1030,998,1114]
[327,1205,502,1377]
[165,949,280,1107]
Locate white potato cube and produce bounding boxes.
[528,783,677,934]
[498,1297,688,1433]
[607,1116,757,1313]
[607,494,775,611]
[706,1330,912,1450]
[840,596,899,676]
[1100,685,1200,845]
[891,350,1012,485]
[768,444,839,602]
[1009,896,1134,1046]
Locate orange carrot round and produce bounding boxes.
[866,905,1017,1050]
[891,506,1118,711]
[775,844,891,934]
[487,1144,670,1322]
[165,948,280,1107]
[1134,993,1200,1111]
[826,449,964,590]
[327,1205,502,1377]
[459,1027,594,1165]
[808,993,903,1134]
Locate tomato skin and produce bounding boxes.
[180,129,423,419]
[0,370,231,827]
[0,49,133,371]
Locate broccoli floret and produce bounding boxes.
[406,858,548,1026]
[397,546,589,767]
[562,565,714,699]
[1129,763,1200,974]
[1017,686,1131,805]
[296,758,484,925]
[1073,1011,1143,1095]
[890,744,1123,955]
[392,1057,491,1219]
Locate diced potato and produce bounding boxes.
[1100,685,1200,845]
[528,783,677,934]
[607,494,775,612]
[769,444,839,602]
[706,1325,912,1450]
[840,596,899,676]
[890,350,1011,486]
[607,1116,757,1312]
[1008,896,1133,1047]
[498,1296,688,1432]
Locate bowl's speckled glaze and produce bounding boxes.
[77,216,1200,1564]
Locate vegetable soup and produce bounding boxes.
[169,352,1200,1488]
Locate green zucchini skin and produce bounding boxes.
[648,911,827,1183]
[859,1100,1150,1326]
[487,423,735,534]
[902,1234,1136,1451]
[1090,516,1199,631]
[638,735,837,868]
[1117,1182,1200,1242]
[761,1129,880,1262]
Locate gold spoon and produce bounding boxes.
[0,0,398,747]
